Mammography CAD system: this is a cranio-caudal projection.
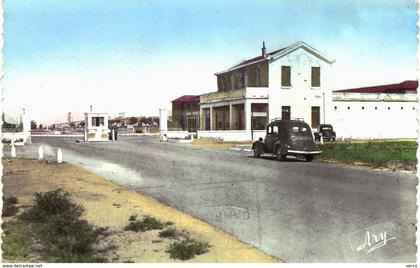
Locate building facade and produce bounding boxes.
[198,41,334,141]
[170,95,200,132]
[331,80,418,139]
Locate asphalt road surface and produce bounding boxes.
[7,136,417,262]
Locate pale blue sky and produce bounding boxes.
[3,0,418,124]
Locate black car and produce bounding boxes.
[313,124,336,141]
[252,119,322,162]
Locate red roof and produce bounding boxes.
[336,80,418,94]
[172,95,199,103]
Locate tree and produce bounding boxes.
[30,120,37,130]
[39,124,43,129]
[128,117,138,125]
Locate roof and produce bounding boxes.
[335,80,418,94]
[172,95,200,103]
[215,41,334,75]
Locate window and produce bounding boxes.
[311,106,320,128]
[272,125,279,134]
[311,67,320,87]
[91,117,104,127]
[281,66,291,87]
[282,106,291,120]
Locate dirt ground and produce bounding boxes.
[2,158,279,263]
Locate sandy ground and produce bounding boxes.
[2,158,279,263]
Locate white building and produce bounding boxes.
[198,41,334,141]
[331,80,418,139]
[84,112,110,141]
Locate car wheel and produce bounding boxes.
[253,148,261,158]
[332,138,336,141]
[276,147,286,161]
[305,155,314,162]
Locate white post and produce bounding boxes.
[38,146,44,160]
[11,144,16,158]
[112,129,115,141]
[22,108,31,144]
[229,103,233,130]
[320,135,324,145]
[84,130,87,142]
[159,109,168,140]
[57,148,62,163]
[245,100,252,140]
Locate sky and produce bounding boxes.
[3,0,418,124]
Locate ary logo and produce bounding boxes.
[356,230,396,253]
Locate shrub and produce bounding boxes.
[4,196,18,205]
[124,215,164,232]
[19,189,83,222]
[167,240,210,260]
[3,196,19,217]
[159,228,179,239]
[19,189,106,262]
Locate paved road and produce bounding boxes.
[7,136,417,262]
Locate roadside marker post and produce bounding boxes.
[57,148,63,163]
[112,129,115,141]
[11,144,16,158]
[38,146,44,160]
[320,135,324,145]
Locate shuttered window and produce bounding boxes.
[311,67,320,87]
[281,66,291,87]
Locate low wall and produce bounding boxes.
[252,130,266,140]
[166,131,189,139]
[197,130,250,141]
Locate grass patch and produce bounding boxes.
[124,215,164,232]
[318,141,417,168]
[159,228,179,239]
[19,189,106,263]
[167,239,210,260]
[2,221,31,261]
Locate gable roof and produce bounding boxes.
[335,80,418,94]
[215,41,334,75]
[172,95,200,103]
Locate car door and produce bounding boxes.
[264,124,278,153]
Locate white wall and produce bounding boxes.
[268,48,333,127]
[330,101,418,139]
[197,130,249,141]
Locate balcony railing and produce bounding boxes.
[200,87,268,104]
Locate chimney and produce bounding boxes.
[262,41,267,57]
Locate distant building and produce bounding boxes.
[171,95,200,132]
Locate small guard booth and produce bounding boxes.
[84,112,110,142]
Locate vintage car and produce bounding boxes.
[313,124,336,141]
[252,119,322,162]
